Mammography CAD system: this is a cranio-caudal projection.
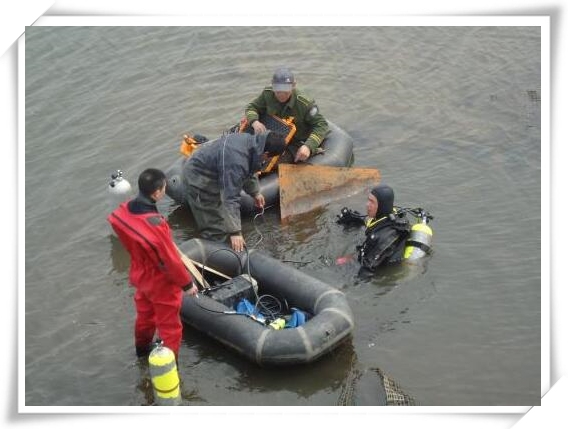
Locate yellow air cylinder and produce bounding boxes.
[404,223,433,261]
[148,343,181,406]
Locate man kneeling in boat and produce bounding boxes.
[245,67,329,163]
[336,184,411,274]
[181,131,287,252]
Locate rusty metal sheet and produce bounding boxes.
[278,164,381,220]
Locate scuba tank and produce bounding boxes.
[108,169,133,212]
[403,208,434,261]
[148,340,181,406]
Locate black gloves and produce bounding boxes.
[336,207,365,225]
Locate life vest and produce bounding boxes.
[179,135,200,157]
[179,134,208,157]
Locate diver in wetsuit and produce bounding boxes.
[336,184,411,273]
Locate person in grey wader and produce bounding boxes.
[181,131,287,252]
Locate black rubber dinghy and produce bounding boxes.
[165,121,354,215]
[178,238,355,366]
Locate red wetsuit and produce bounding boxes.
[108,199,191,358]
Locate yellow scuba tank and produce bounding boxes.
[148,341,181,406]
[404,209,433,261]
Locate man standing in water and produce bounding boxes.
[108,168,198,360]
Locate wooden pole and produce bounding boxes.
[175,245,210,289]
[185,258,232,280]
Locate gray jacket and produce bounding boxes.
[181,132,268,234]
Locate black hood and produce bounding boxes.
[371,185,394,217]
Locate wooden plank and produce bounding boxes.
[175,244,210,289]
[185,258,231,280]
[278,164,380,220]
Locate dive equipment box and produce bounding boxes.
[207,274,257,308]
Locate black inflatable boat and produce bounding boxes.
[165,120,354,215]
[178,238,355,366]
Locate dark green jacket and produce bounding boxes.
[245,87,329,154]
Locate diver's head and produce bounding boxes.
[367,184,394,219]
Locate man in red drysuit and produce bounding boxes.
[108,168,198,359]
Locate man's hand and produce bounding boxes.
[184,283,198,296]
[230,233,246,252]
[251,121,267,134]
[253,193,265,209]
[294,144,311,162]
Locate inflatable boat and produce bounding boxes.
[178,238,355,366]
[165,120,354,215]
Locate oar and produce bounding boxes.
[185,258,231,280]
[175,244,210,290]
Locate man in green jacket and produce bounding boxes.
[245,67,329,163]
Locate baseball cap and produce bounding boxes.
[272,67,295,92]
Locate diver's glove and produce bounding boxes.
[336,207,365,225]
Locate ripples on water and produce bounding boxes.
[25,26,541,406]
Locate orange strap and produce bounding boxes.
[179,135,198,157]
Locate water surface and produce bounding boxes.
[25,26,541,406]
